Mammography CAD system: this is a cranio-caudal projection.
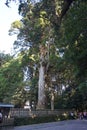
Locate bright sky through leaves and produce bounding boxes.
[0,0,21,54]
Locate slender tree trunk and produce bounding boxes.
[51,91,54,110]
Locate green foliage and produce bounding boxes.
[62,1,87,78]
[2,0,87,110]
[0,52,12,66]
[54,0,87,110]
[0,57,23,103]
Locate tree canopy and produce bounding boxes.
[0,0,87,110]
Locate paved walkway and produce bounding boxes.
[1,120,87,130]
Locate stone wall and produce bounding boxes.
[9,108,72,118]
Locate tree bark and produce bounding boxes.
[37,45,46,109]
[37,64,46,109]
[51,91,54,110]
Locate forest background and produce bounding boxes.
[0,0,87,111]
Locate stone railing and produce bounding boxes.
[9,108,73,118]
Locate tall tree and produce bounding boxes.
[8,0,77,110]
[5,0,87,110]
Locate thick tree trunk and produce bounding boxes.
[37,45,47,109]
[37,63,46,109]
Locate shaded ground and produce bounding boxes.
[0,120,87,130]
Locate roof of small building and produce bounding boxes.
[0,103,14,108]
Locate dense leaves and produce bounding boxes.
[0,0,87,110]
